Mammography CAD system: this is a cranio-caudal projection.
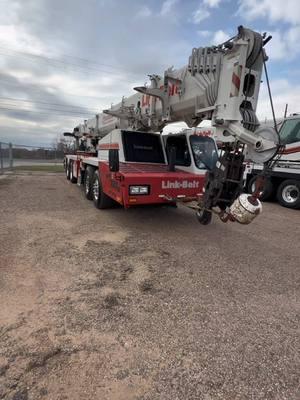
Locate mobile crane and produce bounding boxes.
[64,26,280,225]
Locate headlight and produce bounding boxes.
[129,185,149,195]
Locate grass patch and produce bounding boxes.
[13,164,64,172]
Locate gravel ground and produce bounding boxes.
[0,172,299,400]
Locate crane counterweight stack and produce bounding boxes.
[64,26,281,225]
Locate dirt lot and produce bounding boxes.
[0,172,299,400]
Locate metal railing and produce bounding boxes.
[0,142,64,174]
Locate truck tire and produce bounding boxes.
[276,179,300,209]
[66,160,71,180]
[196,209,212,225]
[84,166,94,200]
[248,175,274,201]
[70,161,77,184]
[92,171,115,209]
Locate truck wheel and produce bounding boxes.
[84,166,94,200]
[248,176,274,201]
[66,160,71,180]
[196,209,212,225]
[70,161,77,184]
[92,171,114,209]
[276,180,300,209]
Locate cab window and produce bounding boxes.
[190,136,218,170]
[122,131,165,163]
[166,135,191,166]
[279,118,300,145]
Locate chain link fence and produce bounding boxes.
[0,142,64,174]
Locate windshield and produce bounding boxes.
[189,136,218,170]
[279,118,300,145]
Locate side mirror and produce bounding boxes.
[109,149,119,172]
[63,132,75,137]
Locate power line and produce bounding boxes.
[0,47,143,82]
[0,100,95,115]
[47,53,137,74]
[0,48,112,74]
[0,95,100,113]
[0,105,94,118]
[0,77,119,101]
[0,50,115,76]
[0,43,145,76]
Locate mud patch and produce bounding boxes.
[73,230,129,249]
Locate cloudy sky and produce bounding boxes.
[0,0,299,146]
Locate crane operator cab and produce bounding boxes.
[164,129,218,175]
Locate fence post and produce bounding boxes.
[9,143,13,169]
[0,142,3,174]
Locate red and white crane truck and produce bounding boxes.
[64,26,280,225]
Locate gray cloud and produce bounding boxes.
[0,0,192,145]
[0,0,225,145]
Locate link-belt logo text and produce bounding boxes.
[162,180,200,189]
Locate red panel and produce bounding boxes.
[99,163,124,205]
[99,143,119,150]
[232,72,241,91]
[75,159,81,178]
[281,145,300,154]
[99,161,205,208]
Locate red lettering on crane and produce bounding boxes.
[142,95,150,107]
[194,129,213,137]
[168,83,179,96]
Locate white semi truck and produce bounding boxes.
[64,26,280,225]
[245,114,300,209]
[189,119,300,209]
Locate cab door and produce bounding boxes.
[279,117,300,161]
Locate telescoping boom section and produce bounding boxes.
[64,26,279,225]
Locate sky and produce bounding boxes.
[0,0,300,147]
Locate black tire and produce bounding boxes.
[92,171,115,209]
[84,166,94,200]
[196,209,212,225]
[276,179,300,209]
[248,175,274,201]
[70,161,77,184]
[66,160,71,180]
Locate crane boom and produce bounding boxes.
[75,26,278,164]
